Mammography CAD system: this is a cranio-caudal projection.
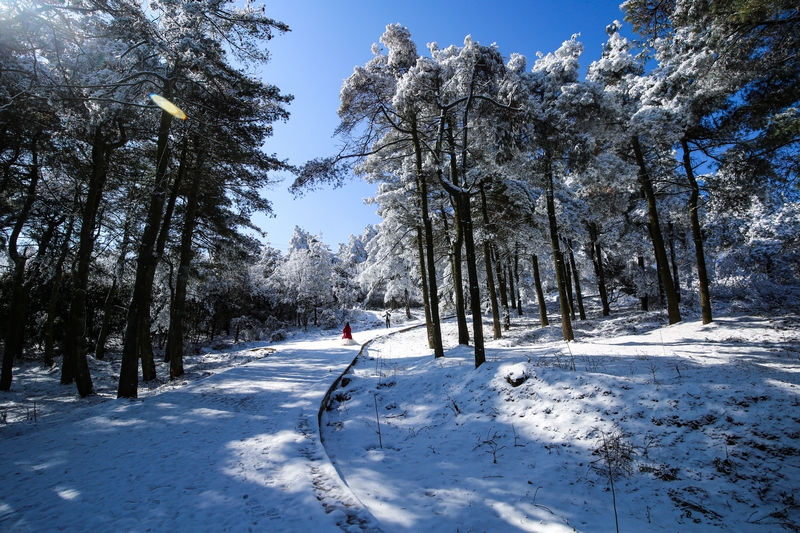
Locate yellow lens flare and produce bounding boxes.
[149,94,187,120]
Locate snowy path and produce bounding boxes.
[0,334,386,533]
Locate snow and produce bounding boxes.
[2,308,800,532]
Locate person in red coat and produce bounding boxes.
[342,322,353,340]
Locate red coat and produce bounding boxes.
[342,324,352,339]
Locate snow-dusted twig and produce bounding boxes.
[373,393,382,449]
[473,427,507,464]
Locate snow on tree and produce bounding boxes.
[268,229,335,329]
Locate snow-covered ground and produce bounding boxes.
[0,314,390,533]
[323,310,800,532]
[2,307,799,532]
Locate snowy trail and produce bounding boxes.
[0,335,385,533]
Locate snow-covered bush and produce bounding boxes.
[318,309,341,330]
[270,329,288,343]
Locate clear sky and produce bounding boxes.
[255,0,629,251]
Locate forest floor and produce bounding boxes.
[2,304,800,532]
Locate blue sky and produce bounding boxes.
[255,0,629,251]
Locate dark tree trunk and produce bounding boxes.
[638,255,649,311]
[632,136,681,324]
[479,185,501,340]
[2,258,29,390]
[562,246,576,321]
[682,138,712,324]
[667,222,681,304]
[508,263,517,311]
[404,288,411,319]
[493,248,510,331]
[167,147,205,379]
[545,167,574,341]
[456,189,486,367]
[531,254,549,327]
[119,92,176,398]
[2,136,41,391]
[66,125,125,397]
[586,222,611,317]
[567,238,586,320]
[429,95,486,367]
[411,120,444,358]
[514,245,523,316]
[649,222,667,307]
[45,216,74,367]
[443,204,469,345]
[416,226,435,349]
[140,144,183,381]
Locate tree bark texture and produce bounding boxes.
[531,254,549,327]
[166,146,205,379]
[514,246,523,316]
[411,121,444,358]
[563,249,576,321]
[2,136,41,391]
[118,96,175,398]
[444,203,470,345]
[479,185,502,340]
[632,135,681,324]
[456,189,486,367]
[67,125,125,397]
[667,222,681,304]
[493,247,510,330]
[682,138,712,324]
[638,255,649,311]
[545,168,574,341]
[416,226,435,349]
[567,238,586,320]
[587,222,611,316]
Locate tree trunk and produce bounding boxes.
[567,238,586,320]
[531,254,550,327]
[431,108,485,367]
[479,185,501,339]
[404,288,411,319]
[411,121,444,358]
[67,125,123,397]
[586,222,610,317]
[140,142,184,381]
[421,190,444,359]
[167,149,204,379]
[682,138,712,324]
[443,204,469,345]
[2,136,41,391]
[639,256,649,311]
[632,135,681,324]
[44,216,74,367]
[2,258,29,391]
[545,167,574,340]
[667,222,681,304]
[457,189,486,367]
[416,226,435,349]
[514,245,523,316]
[562,247,576,321]
[507,263,517,311]
[493,247,510,331]
[119,90,176,398]
[531,254,549,327]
